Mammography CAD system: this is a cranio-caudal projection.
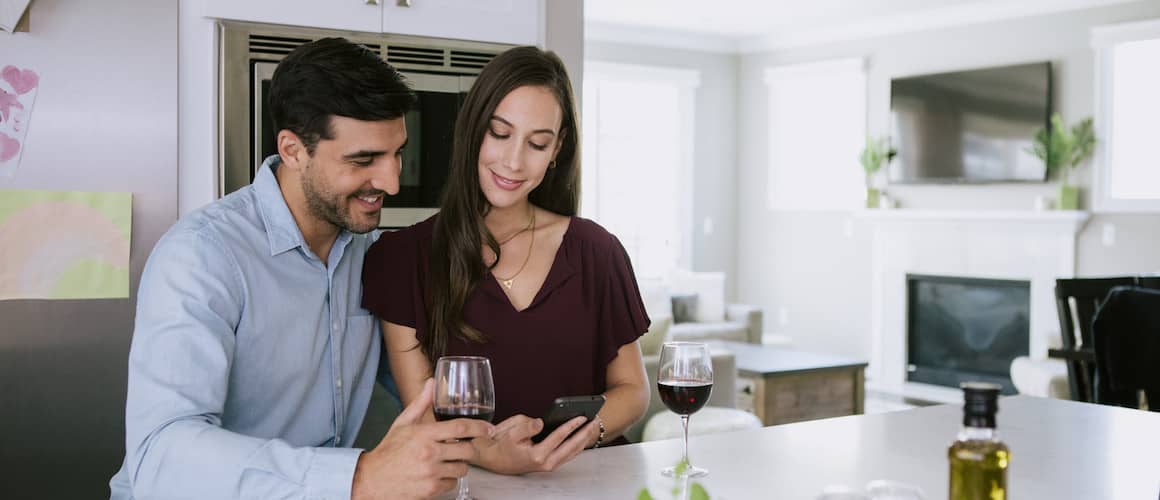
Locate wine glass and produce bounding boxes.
[657,342,713,478]
[433,356,496,500]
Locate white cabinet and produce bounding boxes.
[201,0,381,34]
[383,0,541,45]
[202,0,542,46]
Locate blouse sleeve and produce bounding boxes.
[361,228,421,329]
[597,232,651,366]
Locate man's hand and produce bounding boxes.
[472,413,599,475]
[351,378,493,500]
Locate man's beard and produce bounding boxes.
[301,160,381,234]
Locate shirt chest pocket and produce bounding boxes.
[341,313,379,364]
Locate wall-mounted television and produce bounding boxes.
[890,62,1052,184]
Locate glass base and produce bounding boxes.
[661,464,708,478]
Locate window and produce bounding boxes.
[1092,18,1160,212]
[581,62,699,279]
[764,58,866,211]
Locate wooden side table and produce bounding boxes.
[710,341,868,426]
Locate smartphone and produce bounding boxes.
[531,395,606,444]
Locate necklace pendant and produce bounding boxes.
[501,279,514,289]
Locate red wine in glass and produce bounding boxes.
[433,404,495,423]
[434,356,495,500]
[657,342,713,478]
[658,380,713,416]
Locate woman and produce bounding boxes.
[361,46,650,474]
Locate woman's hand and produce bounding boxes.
[473,414,600,475]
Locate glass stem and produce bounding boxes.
[457,476,468,500]
[681,414,690,465]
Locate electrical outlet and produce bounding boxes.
[1102,223,1116,247]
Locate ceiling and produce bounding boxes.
[584,0,1143,52]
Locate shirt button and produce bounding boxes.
[333,322,340,330]
[336,379,343,389]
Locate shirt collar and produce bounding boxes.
[255,155,356,260]
[254,155,310,256]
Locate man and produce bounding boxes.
[109,38,491,500]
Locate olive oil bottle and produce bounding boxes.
[948,382,1009,500]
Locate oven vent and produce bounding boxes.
[248,34,312,56]
[448,50,493,70]
[249,34,382,57]
[385,45,497,74]
[384,45,446,67]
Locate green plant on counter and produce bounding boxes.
[636,459,711,500]
[859,136,897,179]
[1028,113,1095,210]
[1028,113,1096,186]
[858,136,897,208]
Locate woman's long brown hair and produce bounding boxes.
[424,46,580,364]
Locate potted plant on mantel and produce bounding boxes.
[859,136,896,208]
[1029,113,1096,210]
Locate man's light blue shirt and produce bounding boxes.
[110,157,389,499]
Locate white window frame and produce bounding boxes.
[582,61,700,272]
[764,57,867,212]
[1091,18,1160,213]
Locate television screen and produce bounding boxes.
[890,62,1052,183]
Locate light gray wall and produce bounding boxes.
[737,3,1160,358]
[0,0,178,497]
[585,41,740,295]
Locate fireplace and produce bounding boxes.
[860,210,1087,402]
[906,274,1029,394]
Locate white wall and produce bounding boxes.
[585,41,740,294]
[737,2,1160,358]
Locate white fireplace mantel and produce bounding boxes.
[855,209,1090,231]
[861,209,1089,402]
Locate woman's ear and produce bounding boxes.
[276,130,308,170]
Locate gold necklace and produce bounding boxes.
[496,208,535,246]
[496,208,536,290]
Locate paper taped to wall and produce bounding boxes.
[0,190,132,300]
[0,64,38,176]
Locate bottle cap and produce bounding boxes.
[960,381,1001,428]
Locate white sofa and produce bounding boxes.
[639,271,764,345]
[670,303,763,344]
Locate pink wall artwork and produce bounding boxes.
[0,65,39,177]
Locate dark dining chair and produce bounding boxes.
[1092,286,1160,411]
[1054,277,1137,402]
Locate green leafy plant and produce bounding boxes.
[1028,113,1096,186]
[858,136,897,180]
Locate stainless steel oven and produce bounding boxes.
[221,22,508,228]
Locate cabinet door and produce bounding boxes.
[382,0,541,45]
[203,0,381,33]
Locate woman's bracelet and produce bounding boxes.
[593,416,606,448]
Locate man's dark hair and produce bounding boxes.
[268,37,416,154]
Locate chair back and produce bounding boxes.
[1054,277,1136,402]
[1092,286,1160,410]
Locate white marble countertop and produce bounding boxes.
[455,396,1160,499]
